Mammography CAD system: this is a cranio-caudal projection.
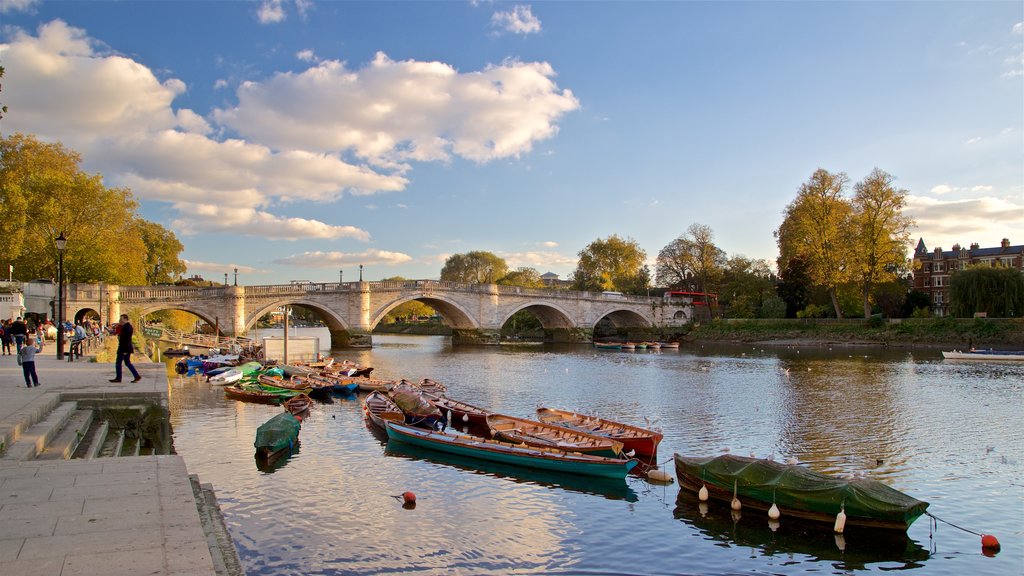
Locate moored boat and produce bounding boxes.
[209,361,263,385]
[225,383,304,404]
[431,396,491,426]
[594,341,622,350]
[283,393,313,417]
[362,390,405,429]
[535,407,663,458]
[486,413,624,457]
[353,377,396,392]
[942,349,1024,361]
[385,421,638,479]
[389,384,447,429]
[674,454,929,532]
[658,341,680,349]
[254,412,301,457]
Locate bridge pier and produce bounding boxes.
[328,328,372,349]
[451,328,502,346]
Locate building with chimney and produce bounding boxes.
[912,238,1023,316]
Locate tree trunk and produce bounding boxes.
[862,284,873,318]
[829,288,844,319]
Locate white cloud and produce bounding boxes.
[257,0,286,24]
[541,241,558,248]
[0,0,38,13]
[499,250,577,270]
[273,249,414,267]
[0,20,578,242]
[965,136,983,144]
[491,5,542,35]
[213,52,579,165]
[905,194,1024,250]
[1013,22,1023,35]
[296,49,316,62]
[183,260,270,275]
[928,183,995,197]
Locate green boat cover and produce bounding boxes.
[255,412,301,453]
[391,390,441,418]
[675,454,928,528]
[261,366,285,377]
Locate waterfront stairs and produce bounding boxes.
[0,353,242,575]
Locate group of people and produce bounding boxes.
[4,314,141,388]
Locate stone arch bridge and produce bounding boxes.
[64,280,691,348]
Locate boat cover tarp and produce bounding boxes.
[675,454,928,527]
[391,390,441,418]
[255,412,301,453]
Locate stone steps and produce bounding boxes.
[37,409,94,460]
[0,393,62,456]
[0,401,78,461]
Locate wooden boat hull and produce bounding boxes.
[674,454,929,531]
[386,422,638,479]
[535,407,662,458]
[486,413,623,457]
[432,396,490,426]
[362,391,405,430]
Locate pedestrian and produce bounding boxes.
[109,313,141,383]
[0,320,10,355]
[10,316,27,352]
[18,334,42,387]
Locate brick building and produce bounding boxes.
[912,238,1023,316]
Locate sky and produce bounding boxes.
[1,1,1021,286]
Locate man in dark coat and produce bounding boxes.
[110,314,141,383]
[10,317,28,352]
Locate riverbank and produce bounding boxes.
[689,317,1024,348]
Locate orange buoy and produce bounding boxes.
[402,491,416,504]
[981,534,1000,552]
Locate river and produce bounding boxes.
[164,330,1023,575]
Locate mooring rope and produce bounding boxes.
[925,511,983,536]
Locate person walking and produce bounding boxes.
[18,335,42,387]
[10,316,27,352]
[0,320,10,355]
[109,314,141,383]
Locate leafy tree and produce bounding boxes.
[949,266,1024,318]
[719,256,776,318]
[901,290,931,318]
[440,251,508,284]
[572,235,649,294]
[850,169,915,317]
[776,256,810,318]
[776,168,853,318]
[498,267,544,288]
[137,220,187,284]
[656,223,726,294]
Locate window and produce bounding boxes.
[925,264,932,273]
[933,277,943,287]
[935,263,944,272]
[934,292,944,304]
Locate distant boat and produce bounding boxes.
[486,413,623,457]
[594,342,622,350]
[535,407,663,458]
[942,349,1024,361]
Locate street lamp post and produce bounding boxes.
[339,270,343,284]
[224,273,228,286]
[55,232,67,360]
[234,268,238,286]
[359,264,363,282]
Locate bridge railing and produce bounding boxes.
[151,326,255,350]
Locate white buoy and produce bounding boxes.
[833,504,847,534]
[698,484,709,501]
[647,469,674,484]
[768,502,781,520]
[462,413,469,423]
[731,480,742,511]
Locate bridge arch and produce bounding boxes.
[501,302,575,330]
[371,295,479,331]
[245,299,350,333]
[128,304,220,331]
[593,308,652,330]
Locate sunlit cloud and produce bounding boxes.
[183,260,270,275]
[905,194,1024,250]
[172,205,371,241]
[256,0,285,24]
[296,49,316,62]
[491,5,542,35]
[0,0,38,13]
[273,249,414,267]
[500,250,577,271]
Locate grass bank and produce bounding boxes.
[689,317,1024,348]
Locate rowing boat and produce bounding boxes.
[486,413,623,457]
[535,407,663,458]
[209,361,263,385]
[254,412,301,457]
[385,421,638,479]
[362,391,406,430]
[432,396,491,426]
[283,394,313,417]
[674,454,929,531]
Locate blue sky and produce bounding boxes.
[1,1,1021,285]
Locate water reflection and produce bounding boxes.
[255,442,301,473]
[673,491,930,570]
[384,440,640,502]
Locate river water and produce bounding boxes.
[165,331,1023,575]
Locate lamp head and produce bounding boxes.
[55,232,67,251]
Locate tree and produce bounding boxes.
[656,223,726,294]
[901,290,931,318]
[775,169,853,318]
[719,256,776,318]
[572,235,649,294]
[137,220,187,284]
[949,266,1024,318]
[776,256,810,318]
[850,169,915,317]
[440,251,508,284]
[498,267,544,288]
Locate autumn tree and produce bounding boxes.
[572,235,649,294]
[656,223,726,294]
[719,256,780,318]
[498,267,544,288]
[775,169,853,318]
[440,251,508,284]
[850,168,915,317]
[137,220,187,284]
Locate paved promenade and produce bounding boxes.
[0,349,228,575]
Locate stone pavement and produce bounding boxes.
[0,349,227,575]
